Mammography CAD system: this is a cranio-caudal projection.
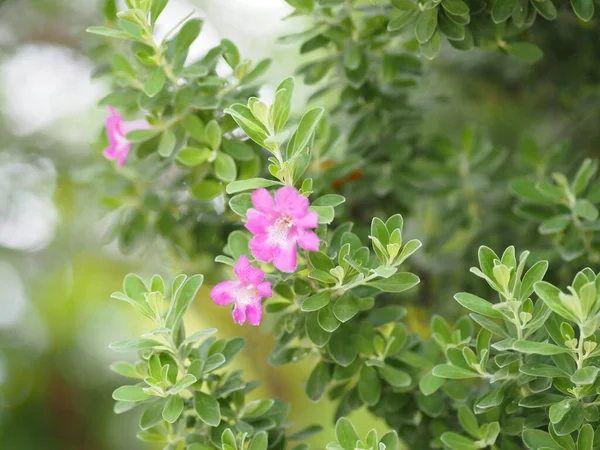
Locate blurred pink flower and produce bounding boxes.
[210,256,272,326]
[103,106,151,167]
[246,186,319,273]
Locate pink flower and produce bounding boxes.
[210,256,272,326]
[245,186,319,273]
[103,106,151,167]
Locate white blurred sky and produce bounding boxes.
[0,0,295,137]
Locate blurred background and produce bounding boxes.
[1,0,599,449]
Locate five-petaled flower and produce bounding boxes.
[245,186,319,273]
[103,105,151,167]
[210,255,272,326]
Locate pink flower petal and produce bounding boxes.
[245,303,263,326]
[273,245,298,273]
[234,255,264,285]
[245,209,272,235]
[116,143,132,167]
[232,305,246,325]
[257,281,272,298]
[249,234,278,263]
[103,146,118,159]
[294,211,319,230]
[297,230,320,251]
[275,186,309,217]
[121,119,151,134]
[252,188,276,214]
[210,280,239,305]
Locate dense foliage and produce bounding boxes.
[84,0,600,449]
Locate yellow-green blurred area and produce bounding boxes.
[0,0,385,448]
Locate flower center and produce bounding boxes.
[235,283,258,305]
[267,215,294,247]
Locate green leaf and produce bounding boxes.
[248,432,269,450]
[520,363,568,378]
[415,8,438,44]
[476,387,504,410]
[225,104,269,148]
[241,399,275,419]
[240,58,272,85]
[144,70,166,97]
[175,18,203,59]
[575,199,599,221]
[519,260,549,300]
[306,312,332,347]
[110,361,141,378]
[571,0,594,20]
[358,366,381,405]
[113,385,153,402]
[318,304,340,332]
[287,107,324,159]
[369,272,420,292]
[86,26,135,41]
[395,239,422,265]
[438,13,465,40]
[458,405,481,439]
[190,181,223,201]
[577,424,594,450]
[221,38,240,69]
[162,395,184,423]
[531,0,557,20]
[419,373,445,395]
[335,418,360,450]
[511,178,555,203]
[150,0,168,24]
[205,120,222,151]
[380,432,399,450]
[225,178,280,194]
[571,366,600,385]
[183,114,206,142]
[553,400,584,436]
[176,147,211,167]
[170,374,197,394]
[534,281,579,322]
[194,391,221,426]
[272,77,295,133]
[442,0,469,15]
[333,292,359,322]
[313,194,346,207]
[110,339,163,352]
[222,139,255,161]
[572,158,597,194]
[491,0,517,23]
[221,429,237,450]
[310,205,335,224]
[309,251,335,271]
[215,152,237,182]
[158,129,176,157]
[522,429,562,450]
[420,32,441,60]
[378,365,411,387]
[388,10,418,31]
[165,274,204,329]
[454,292,503,318]
[440,432,479,450]
[301,291,332,312]
[513,340,569,355]
[306,361,331,401]
[328,330,358,366]
[505,42,544,63]
[229,193,253,217]
[432,364,478,379]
